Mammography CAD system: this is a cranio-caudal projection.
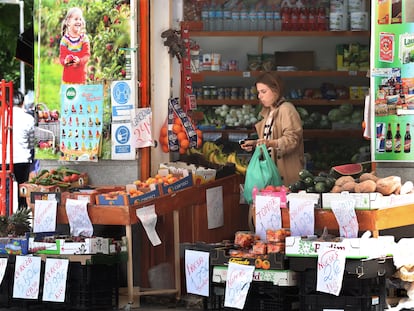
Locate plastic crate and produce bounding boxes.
[299,293,386,311]
[204,282,299,311]
[298,268,387,297]
[66,262,119,310]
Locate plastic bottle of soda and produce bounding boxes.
[307,7,316,31]
[290,7,299,31]
[281,6,291,31]
[298,7,309,31]
[317,7,327,31]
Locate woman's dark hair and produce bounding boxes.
[13,90,24,106]
[255,71,285,105]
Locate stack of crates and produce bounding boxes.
[289,257,395,311]
[66,262,119,310]
[298,268,387,311]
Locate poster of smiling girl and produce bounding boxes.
[33,0,134,161]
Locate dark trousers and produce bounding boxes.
[13,162,31,208]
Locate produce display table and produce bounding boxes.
[281,204,414,237]
[40,173,245,308]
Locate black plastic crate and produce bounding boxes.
[299,293,386,311]
[298,268,387,297]
[204,282,298,311]
[66,262,119,310]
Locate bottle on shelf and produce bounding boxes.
[308,7,316,31]
[208,2,216,31]
[274,10,282,31]
[239,4,249,31]
[201,3,209,31]
[290,7,300,31]
[223,5,232,31]
[215,3,224,31]
[317,7,327,31]
[248,5,258,31]
[298,7,309,31]
[385,123,393,152]
[265,7,274,31]
[257,5,266,31]
[231,5,240,31]
[404,123,411,153]
[281,6,291,31]
[394,123,402,153]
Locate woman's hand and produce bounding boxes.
[240,140,256,152]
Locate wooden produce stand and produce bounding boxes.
[46,173,248,308]
[281,204,414,237]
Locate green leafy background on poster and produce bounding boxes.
[34,0,131,160]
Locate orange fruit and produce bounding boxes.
[174,117,182,126]
[161,144,169,153]
[177,131,187,142]
[180,139,190,149]
[160,126,167,137]
[179,147,187,154]
[172,124,182,134]
[261,260,271,270]
[197,137,203,148]
[254,258,263,269]
[196,129,202,138]
[160,135,168,147]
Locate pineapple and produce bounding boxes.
[0,216,9,237]
[7,207,32,236]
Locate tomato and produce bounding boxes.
[63,176,71,183]
[70,174,79,182]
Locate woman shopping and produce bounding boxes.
[241,71,304,186]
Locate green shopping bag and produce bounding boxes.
[243,144,282,204]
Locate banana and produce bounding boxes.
[227,152,237,164]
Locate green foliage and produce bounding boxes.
[0,0,34,90]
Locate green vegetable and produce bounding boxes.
[299,169,313,181]
[314,181,327,193]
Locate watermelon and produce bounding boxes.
[330,163,364,178]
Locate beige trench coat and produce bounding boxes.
[255,101,305,186]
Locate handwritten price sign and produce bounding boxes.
[331,199,358,238]
[185,249,209,297]
[34,200,57,233]
[316,245,346,296]
[224,262,255,309]
[13,256,41,299]
[255,195,282,241]
[65,199,93,237]
[42,258,69,302]
[289,197,317,236]
[132,108,153,148]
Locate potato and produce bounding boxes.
[330,185,343,193]
[341,181,357,192]
[354,180,377,193]
[359,172,379,182]
[335,176,355,187]
[376,176,402,195]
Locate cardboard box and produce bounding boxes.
[160,173,193,195]
[59,239,90,255]
[28,237,60,255]
[88,237,110,254]
[274,51,315,70]
[96,186,161,206]
[160,162,216,185]
[285,236,395,259]
[212,266,298,286]
[0,237,28,255]
[322,192,387,210]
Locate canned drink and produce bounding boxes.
[210,86,218,99]
[231,87,238,100]
[202,86,211,99]
[225,87,232,99]
[217,87,225,100]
